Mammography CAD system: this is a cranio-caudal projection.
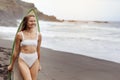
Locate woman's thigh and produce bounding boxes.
[18,58,32,80]
[30,59,39,80]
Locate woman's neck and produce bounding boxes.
[26,27,35,33]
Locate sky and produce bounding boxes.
[22,0,120,21]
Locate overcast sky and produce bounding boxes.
[22,0,120,21]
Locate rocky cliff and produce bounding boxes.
[0,0,61,26]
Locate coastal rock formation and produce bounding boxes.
[0,0,61,26]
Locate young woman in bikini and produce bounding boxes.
[8,15,42,80]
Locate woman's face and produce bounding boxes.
[27,16,36,28]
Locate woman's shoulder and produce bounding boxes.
[17,31,23,36]
[38,32,42,37]
[37,32,42,39]
[16,31,23,39]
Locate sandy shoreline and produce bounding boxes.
[0,39,120,80]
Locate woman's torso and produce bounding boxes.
[20,31,38,54]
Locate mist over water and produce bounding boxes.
[0,21,120,63]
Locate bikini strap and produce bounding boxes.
[21,31,24,40]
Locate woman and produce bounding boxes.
[8,15,42,80]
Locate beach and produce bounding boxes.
[1,39,120,80]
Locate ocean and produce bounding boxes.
[0,21,120,63]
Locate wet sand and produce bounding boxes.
[0,39,120,80]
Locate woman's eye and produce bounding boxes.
[31,20,35,22]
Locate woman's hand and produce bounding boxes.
[7,64,13,71]
[38,64,42,71]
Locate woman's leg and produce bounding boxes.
[30,59,39,80]
[18,58,32,80]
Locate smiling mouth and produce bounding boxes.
[31,24,36,26]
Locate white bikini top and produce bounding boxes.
[20,32,38,46]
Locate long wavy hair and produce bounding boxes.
[21,15,35,31]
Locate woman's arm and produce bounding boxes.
[8,32,21,71]
[37,33,42,62]
[37,33,42,71]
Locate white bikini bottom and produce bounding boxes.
[19,52,38,68]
